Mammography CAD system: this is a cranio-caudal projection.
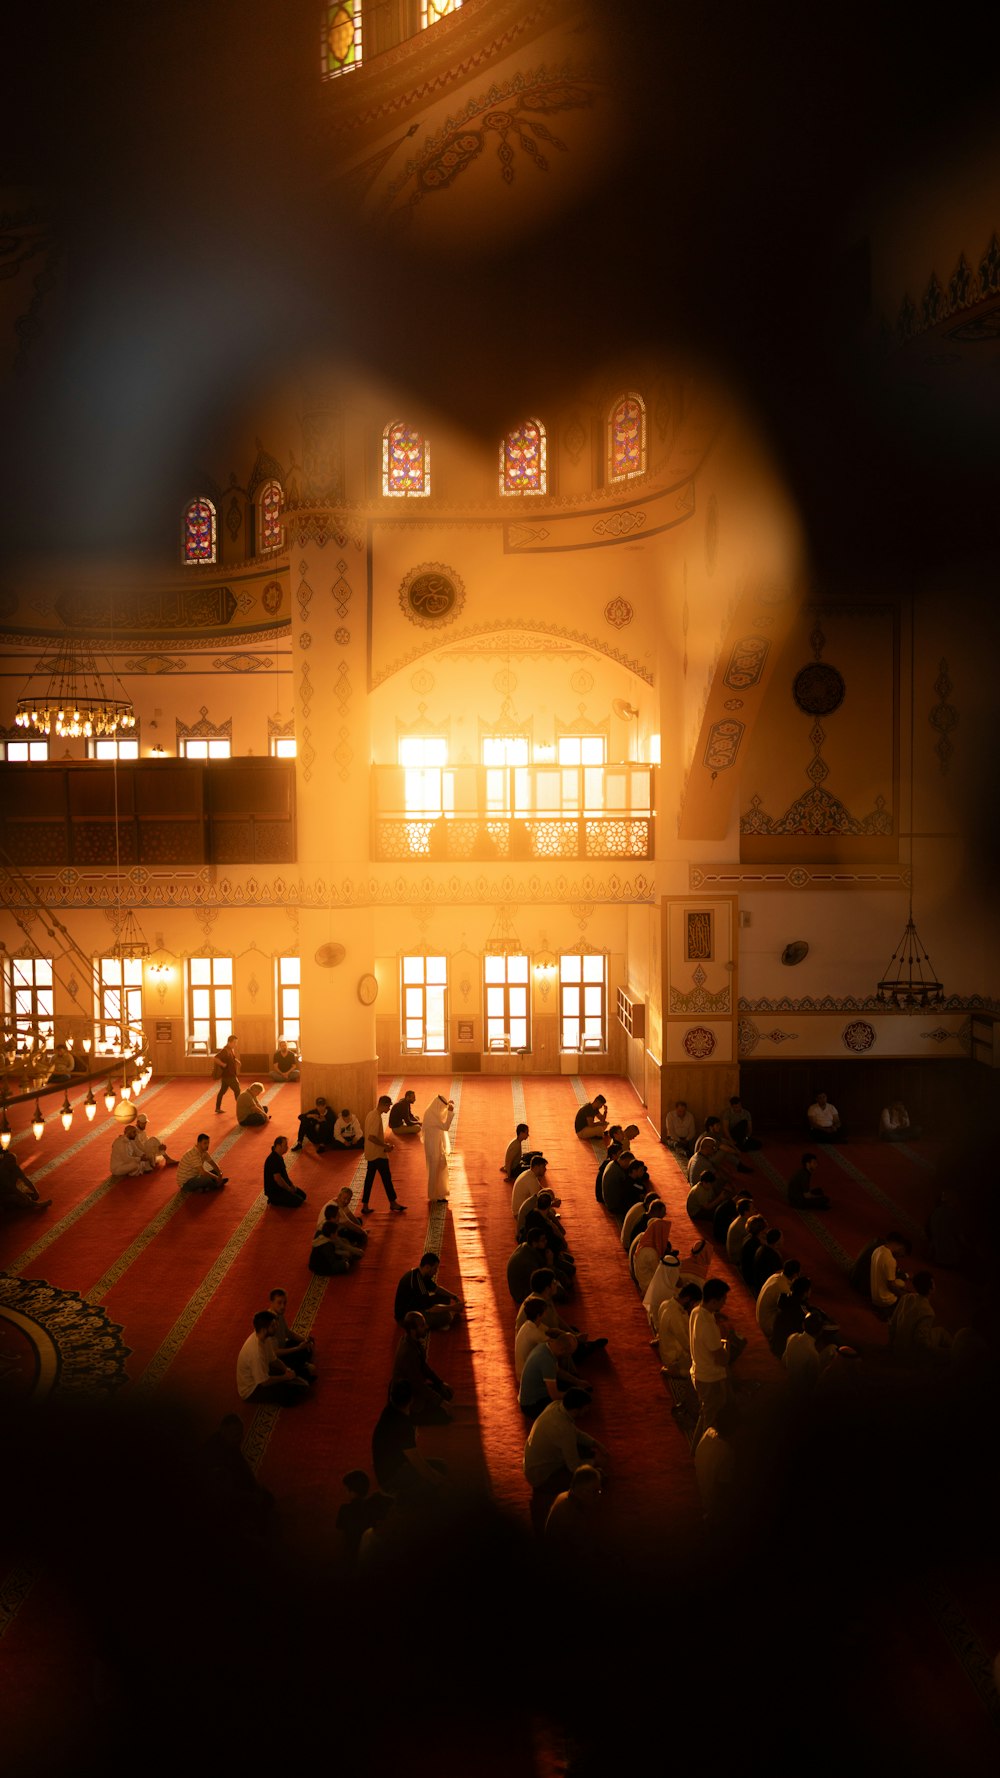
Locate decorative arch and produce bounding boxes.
[182,497,217,565]
[321,2,362,79]
[608,392,647,483]
[258,480,284,554]
[500,419,547,495]
[383,422,430,497]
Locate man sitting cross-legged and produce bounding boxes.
[787,1152,831,1211]
[514,1269,608,1364]
[573,1094,609,1140]
[134,1110,176,1167]
[518,1329,587,1421]
[0,1148,51,1214]
[263,1135,306,1208]
[508,1226,569,1303]
[502,1122,543,1181]
[327,1185,368,1249]
[236,1310,310,1406]
[177,1133,228,1192]
[331,1108,364,1151]
[309,1212,360,1275]
[266,1286,317,1380]
[523,1388,608,1496]
[394,1251,463,1329]
[387,1090,422,1137]
[110,1122,157,1179]
[512,1152,548,1221]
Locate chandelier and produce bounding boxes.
[15,637,136,739]
[484,905,524,956]
[875,913,944,1010]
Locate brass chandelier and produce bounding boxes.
[15,637,136,739]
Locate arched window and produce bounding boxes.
[383,422,430,497]
[500,419,547,495]
[608,392,646,482]
[321,2,362,78]
[183,498,217,565]
[422,1,463,26]
[259,480,284,553]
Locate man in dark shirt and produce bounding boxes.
[263,1136,306,1208]
[507,1228,555,1304]
[0,1149,51,1213]
[393,1252,463,1328]
[787,1153,831,1210]
[371,1382,444,1502]
[388,1090,422,1135]
[601,1153,645,1220]
[391,1310,454,1423]
[291,1096,335,1154]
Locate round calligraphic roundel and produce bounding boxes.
[399,563,466,629]
[358,972,379,1007]
[792,662,846,716]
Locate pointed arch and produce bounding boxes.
[500,419,547,495]
[383,421,430,497]
[258,479,284,553]
[608,391,647,482]
[182,497,217,565]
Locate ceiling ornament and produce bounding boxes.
[399,563,466,628]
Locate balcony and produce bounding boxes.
[0,760,297,868]
[372,764,654,863]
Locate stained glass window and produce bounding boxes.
[259,480,283,553]
[383,422,430,497]
[322,2,362,78]
[500,419,547,495]
[183,498,217,565]
[422,1,463,26]
[608,393,646,482]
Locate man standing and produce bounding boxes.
[690,1278,737,1444]
[361,1094,404,1215]
[263,1135,306,1208]
[177,1133,228,1192]
[213,1033,240,1115]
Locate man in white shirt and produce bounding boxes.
[756,1259,800,1340]
[889,1271,951,1359]
[725,1196,755,1265]
[110,1124,155,1178]
[134,1110,175,1167]
[665,1099,697,1161]
[177,1133,228,1192]
[512,1153,547,1220]
[502,1123,531,1179]
[361,1096,404,1214]
[514,1296,550,1379]
[870,1233,910,1317]
[236,1310,310,1406]
[657,1282,701,1376]
[880,1101,922,1141]
[522,1389,607,1491]
[332,1109,364,1150]
[783,1311,825,1388]
[690,1278,736,1444]
[807,1091,842,1142]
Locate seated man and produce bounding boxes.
[725,1196,755,1265]
[756,1258,801,1341]
[573,1094,609,1140]
[703,1115,752,1178]
[332,1185,368,1248]
[236,1310,310,1406]
[263,1135,306,1208]
[518,1329,583,1421]
[177,1133,228,1192]
[514,1294,551,1380]
[515,1269,608,1364]
[269,1038,300,1083]
[392,1311,454,1423]
[544,1463,605,1550]
[665,1098,697,1162]
[880,1101,922,1142]
[0,1148,52,1214]
[600,1153,646,1221]
[134,1110,175,1167]
[502,1123,543,1180]
[738,1214,768,1286]
[331,1108,364,1150]
[658,1281,702,1376]
[807,1091,842,1143]
[685,1165,728,1223]
[394,1251,463,1328]
[47,1040,75,1085]
[200,1414,275,1534]
[110,1122,157,1179]
[889,1270,951,1360]
[291,1096,336,1154]
[630,1201,674,1293]
[388,1090,422,1136]
[783,1310,827,1389]
[236,1082,269,1128]
[371,1381,446,1502]
[770,1274,812,1357]
[723,1095,761,1152]
[266,1286,316,1379]
[749,1227,784,1293]
[870,1232,911,1318]
[787,1152,831,1210]
[309,1214,358,1275]
[621,1190,660,1253]
[512,1153,548,1220]
[522,1388,607,1494]
[507,1229,557,1305]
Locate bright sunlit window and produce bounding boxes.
[401,955,448,1053]
[96,956,144,1049]
[3,739,49,761]
[270,736,297,758]
[275,956,301,1049]
[484,953,530,1051]
[180,738,232,759]
[560,953,607,1051]
[187,956,233,1054]
[399,736,449,816]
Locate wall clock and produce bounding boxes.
[358,972,379,1006]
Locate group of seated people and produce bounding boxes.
[236,1286,318,1406]
[110,1113,176,1177]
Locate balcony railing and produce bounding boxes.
[372,764,654,862]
